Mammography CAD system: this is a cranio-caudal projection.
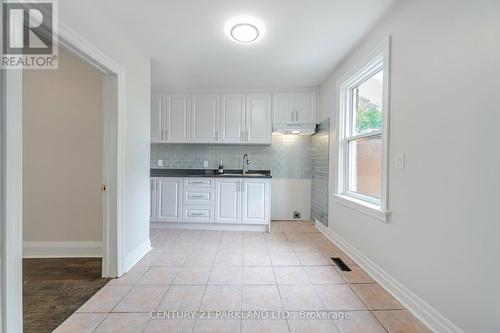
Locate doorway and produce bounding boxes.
[21,47,111,332]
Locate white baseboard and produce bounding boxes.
[123,239,152,273]
[23,241,102,258]
[314,222,463,333]
[151,222,268,232]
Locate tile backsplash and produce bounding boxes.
[151,134,312,179]
[311,118,330,226]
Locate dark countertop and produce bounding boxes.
[150,169,272,178]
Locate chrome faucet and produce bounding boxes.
[242,153,250,175]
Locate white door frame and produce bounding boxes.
[56,21,127,279]
[1,19,127,332]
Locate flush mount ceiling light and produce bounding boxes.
[225,15,265,44]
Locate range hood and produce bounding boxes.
[272,123,317,136]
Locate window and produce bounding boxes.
[336,38,390,220]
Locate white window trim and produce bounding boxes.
[334,36,391,223]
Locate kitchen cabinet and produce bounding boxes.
[151,176,271,229]
[220,93,245,143]
[246,93,272,144]
[272,91,317,124]
[151,90,274,145]
[150,178,157,220]
[215,179,242,224]
[156,178,182,222]
[151,93,163,143]
[190,93,220,143]
[295,92,316,123]
[273,93,295,124]
[242,179,270,225]
[165,93,190,143]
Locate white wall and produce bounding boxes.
[22,49,103,248]
[59,2,151,272]
[320,1,500,332]
[271,179,311,220]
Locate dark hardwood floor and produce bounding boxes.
[23,258,110,333]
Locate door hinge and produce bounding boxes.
[101,184,107,192]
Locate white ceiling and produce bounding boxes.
[95,0,397,88]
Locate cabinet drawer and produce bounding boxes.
[183,188,215,205]
[184,178,215,188]
[183,206,214,223]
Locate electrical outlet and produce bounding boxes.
[157,159,163,167]
[293,211,301,219]
[203,161,209,168]
[395,154,406,169]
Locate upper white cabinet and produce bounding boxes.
[273,91,317,124]
[151,92,190,143]
[220,93,245,143]
[151,89,316,144]
[295,92,316,123]
[273,93,295,124]
[246,93,272,144]
[190,93,220,143]
[165,93,190,143]
[151,93,163,143]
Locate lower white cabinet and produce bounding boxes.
[156,178,183,222]
[215,179,242,224]
[183,205,215,223]
[242,179,270,225]
[151,177,270,228]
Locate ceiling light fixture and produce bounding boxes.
[225,15,265,44]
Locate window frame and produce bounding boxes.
[335,37,391,222]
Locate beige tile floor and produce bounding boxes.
[54,221,431,333]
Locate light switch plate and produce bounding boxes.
[395,154,405,169]
[157,159,163,167]
[203,161,209,168]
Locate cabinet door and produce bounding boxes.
[215,179,241,224]
[242,179,269,225]
[190,93,220,143]
[150,178,157,221]
[246,93,271,144]
[295,92,316,123]
[220,93,245,143]
[156,178,182,222]
[166,93,190,142]
[151,93,164,142]
[273,93,294,123]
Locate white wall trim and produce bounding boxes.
[315,222,464,333]
[23,242,103,258]
[123,239,152,273]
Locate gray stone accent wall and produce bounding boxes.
[151,134,312,179]
[311,119,330,226]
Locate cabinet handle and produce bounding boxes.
[290,111,294,122]
[246,131,249,142]
[190,181,205,185]
[215,131,219,141]
[190,195,205,198]
[295,111,299,122]
[189,212,205,217]
[241,180,245,192]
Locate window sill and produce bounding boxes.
[333,194,391,223]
